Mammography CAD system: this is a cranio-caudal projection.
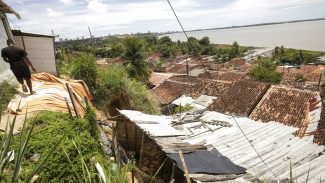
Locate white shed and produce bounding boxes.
[0,0,20,81]
[13,30,58,75]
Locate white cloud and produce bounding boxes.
[46,8,64,17]
[5,0,325,38]
[59,0,74,5]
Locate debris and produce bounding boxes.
[30,154,40,162]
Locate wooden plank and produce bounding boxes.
[178,150,191,183]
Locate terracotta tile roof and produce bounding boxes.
[250,86,318,128]
[168,75,201,84]
[166,64,187,74]
[209,63,224,71]
[151,80,191,105]
[185,79,232,99]
[149,72,174,86]
[281,73,320,83]
[311,65,325,74]
[199,71,246,82]
[208,80,271,116]
[225,58,246,68]
[314,105,325,145]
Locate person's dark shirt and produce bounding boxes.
[1,46,28,68]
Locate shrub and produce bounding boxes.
[158,36,173,45]
[94,66,160,115]
[249,57,282,83]
[159,44,176,58]
[70,53,98,90]
[0,81,17,113]
[199,36,210,46]
[9,111,108,182]
[84,102,99,141]
[110,43,125,57]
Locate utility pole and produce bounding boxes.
[51,29,55,36]
[88,26,93,38]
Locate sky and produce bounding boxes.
[4,0,325,39]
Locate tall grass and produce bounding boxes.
[0,108,60,182]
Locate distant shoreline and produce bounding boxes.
[163,17,325,35]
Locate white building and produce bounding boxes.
[12,30,57,75]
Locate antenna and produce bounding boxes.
[88,26,93,38]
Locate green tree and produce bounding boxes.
[123,37,152,82]
[110,43,125,57]
[274,46,280,56]
[229,41,240,59]
[158,36,173,45]
[249,57,282,83]
[199,36,210,46]
[160,44,176,58]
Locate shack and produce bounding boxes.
[12,30,58,75]
[115,110,325,183]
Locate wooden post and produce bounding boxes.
[64,97,73,118]
[179,150,191,183]
[139,132,145,168]
[169,163,176,183]
[66,83,79,118]
[138,132,146,183]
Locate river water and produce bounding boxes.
[165,20,325,52]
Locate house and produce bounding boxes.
[0,0,20,81]
[12,30,58,75]
[115,109,325,182]
[250,86,320,137]
[199,71,246,82]
[208,80,271,116]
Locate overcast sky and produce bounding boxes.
[4,0,325,39]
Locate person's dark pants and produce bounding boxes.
[11,63,31,84]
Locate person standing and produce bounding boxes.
[1,39,36,95]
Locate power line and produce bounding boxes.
[165,0,279,181]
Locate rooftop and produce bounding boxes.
[185,79,232,99]
[250,86,319,132]
[208,80,271,116]
[118,110,325,183]
[199,71,246,81]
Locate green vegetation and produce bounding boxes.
[59,53,160,115]
[272,46,324,65]
[60,35,251,63]
[295,74,306,83]
[71,53,98,91]
[249,57,283,83]
[95,66,160,114]
[1,110,61,182]
[0,81,17,113]
[175,104,194,113]
[123,37,152,82]
[7,110,129,182]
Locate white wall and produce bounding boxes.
[14,35,57,75]
[0,13,14,82]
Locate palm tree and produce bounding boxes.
[123,37,152,82]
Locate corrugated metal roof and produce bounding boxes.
[119,110,325,183]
